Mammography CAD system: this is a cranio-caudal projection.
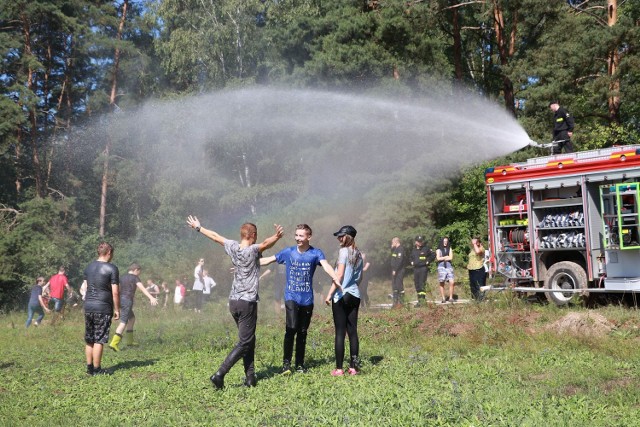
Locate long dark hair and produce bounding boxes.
[437,237,450,257]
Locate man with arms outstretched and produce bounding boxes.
[186,215,283,389]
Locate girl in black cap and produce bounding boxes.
[325,225,364,376]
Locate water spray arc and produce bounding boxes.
[99,87,533,232]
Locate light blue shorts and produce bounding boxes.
[437,266,455,283]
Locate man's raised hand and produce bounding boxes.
[187,215,200,230]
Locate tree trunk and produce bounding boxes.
[56,36,75,177]
[99,143,110,237]
[492,1,516,116]
[14,131,22,194]
[110,0,128,108]
[571,0,622,124]
[100,0,129,237]
[606,0,620,124]
[22,14,45,197]
[44,39,53,192]
[451,2,463,81]
[228,7,243,78]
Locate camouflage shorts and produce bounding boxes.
[84,312,113,344]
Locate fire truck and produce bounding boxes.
[485,144,640,305]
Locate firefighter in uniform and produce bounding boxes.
[390,237,405,308]
[410,236,433,307]
[549,101,575,154]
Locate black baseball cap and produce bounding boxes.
[415,236,424,243]
[333,225,357,238]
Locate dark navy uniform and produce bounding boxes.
[411,237,433,306]
[391,244,405,306]
[552,106,575,154]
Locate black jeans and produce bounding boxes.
[331,293,360,370]
[283,300,314,367]
[468,267,487,301]
[218,299,257,376]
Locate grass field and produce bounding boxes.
[3,285,640,426]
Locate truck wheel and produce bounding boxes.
[544,261,588,306]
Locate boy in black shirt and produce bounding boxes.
[109,263,158,351]
[81,242,120,375]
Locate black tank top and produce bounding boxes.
[438,246,451,268]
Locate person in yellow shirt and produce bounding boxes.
[466,236,486,301]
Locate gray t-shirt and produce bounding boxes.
[224,239,261,301]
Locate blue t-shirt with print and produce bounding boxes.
[275,246,326,306]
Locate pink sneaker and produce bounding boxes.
[331,369,344,377]
[347,368,357,376]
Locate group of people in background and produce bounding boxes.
[76,242,226,376]
[25,266,76,328]
[27,260,223,329]
[190,258,217,313]
[389,234,490,306]
[381,100,576,305]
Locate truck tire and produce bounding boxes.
[544,261,588,306]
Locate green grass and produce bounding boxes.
[3,291,640,426]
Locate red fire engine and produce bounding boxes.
[485,144,640,305]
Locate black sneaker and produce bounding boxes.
[210,373,224,390]
[243,374,257,387]
[91,368,111,376]
[280,362,292,375]
[295,365,306,374]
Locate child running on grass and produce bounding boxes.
[186,215,283,389]
[25,277,51,327]
[108,263,158,351]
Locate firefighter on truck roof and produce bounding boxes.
[549,101,575,154]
